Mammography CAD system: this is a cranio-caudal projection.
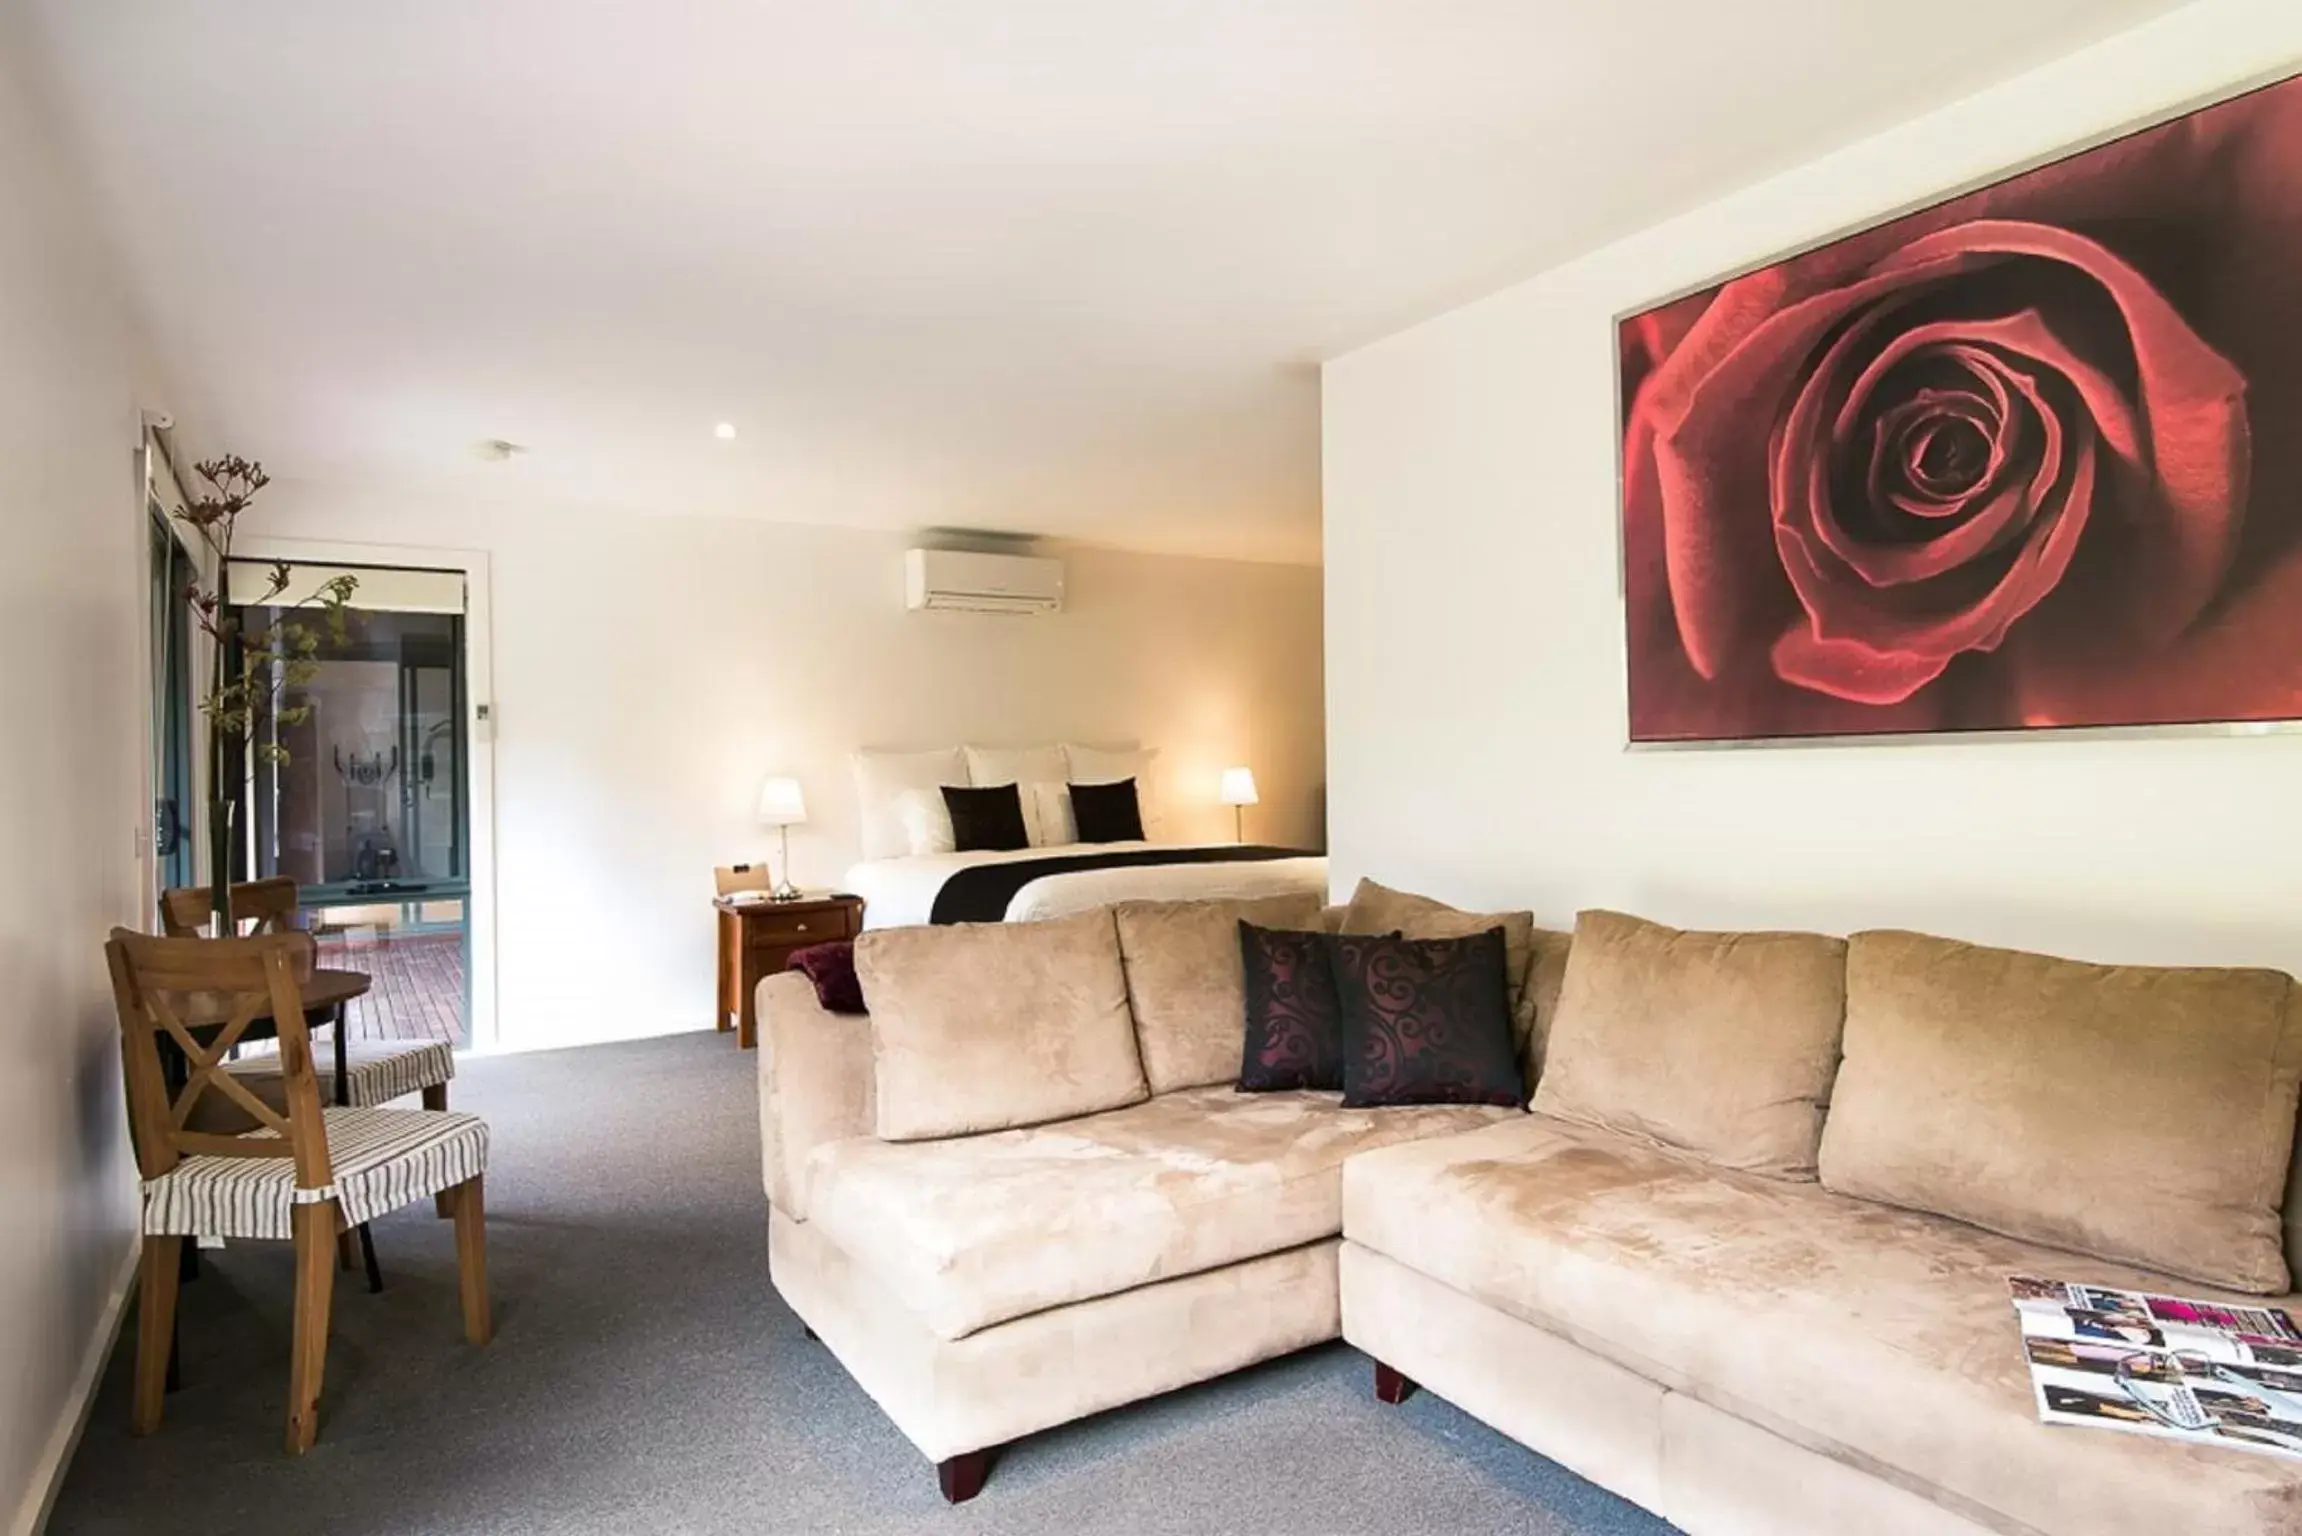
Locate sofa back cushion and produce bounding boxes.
[1114,892,1325,1093]
[855,910,1149,1141]
[1820,930,2302,1295]
[1339,878,1556,1084]
[1523,928,1575,1082]
[1533,910,1847,1179]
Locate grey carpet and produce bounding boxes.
[50,1032,1678,1535]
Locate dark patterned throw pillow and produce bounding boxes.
[1237,921,1346,1091]
[788,940,867,1015]
[1331,927,1523,1108]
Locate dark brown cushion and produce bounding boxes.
[1068,778,1146,843]
[1237,923,1345,1092]
[1332,929,1522,1108]
[940,783,1029,852]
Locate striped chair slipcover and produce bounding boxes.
[143,1103,487,1241]
[226,1037,458,1112]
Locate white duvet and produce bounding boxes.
[843,842,1330,929]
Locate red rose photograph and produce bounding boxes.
[1619,71,2302,743]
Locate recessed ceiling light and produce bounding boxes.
[714,422,738,441]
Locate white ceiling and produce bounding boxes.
[27,0,2186,564]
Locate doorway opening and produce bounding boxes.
[231,560,476,1047]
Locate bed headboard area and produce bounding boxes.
[852,742,1162,860]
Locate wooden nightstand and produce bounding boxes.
[715,892,865,1049]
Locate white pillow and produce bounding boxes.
[895,788,958,856]
[964,744,1066,787]
[1023,781,1077,847]
[853,747,968,861]
[1064,742,1162,835]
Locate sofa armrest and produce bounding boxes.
[757,970,876,1220]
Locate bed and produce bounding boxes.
[845,842,1330,928]
[845,742,1326,928]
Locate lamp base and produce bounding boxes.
[768,823,803,902]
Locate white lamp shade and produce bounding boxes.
[1218,767,1259,807]
[757,776,808,827]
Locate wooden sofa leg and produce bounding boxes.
[1373,1361,1418,1405]
[937,1448,994,1504]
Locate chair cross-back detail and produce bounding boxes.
[108,929,493,1455]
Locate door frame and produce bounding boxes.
[233,534,500,1052]
[134,429,212,932]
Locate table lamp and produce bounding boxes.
[757,776,808,901]
[1218,766,1258,844]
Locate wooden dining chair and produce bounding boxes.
[160,879,458,1122]
[106,929,493,1454]
[159,876,302,938]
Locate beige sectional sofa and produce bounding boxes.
[758,885,2302,1531]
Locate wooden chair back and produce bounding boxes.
[160,877,303,939]
[106,929,333,1191]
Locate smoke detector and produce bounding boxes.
[476,438,529,463]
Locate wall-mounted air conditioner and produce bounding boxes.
[904,548,1064,615]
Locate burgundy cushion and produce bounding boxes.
[1331,928,1523,1108]
[789,941,866,1015]
[1237,922,1345,1092]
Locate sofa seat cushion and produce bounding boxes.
[808,1085,1515,1341]
[1345,1115,2302,1536]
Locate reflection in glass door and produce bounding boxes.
[233,563,471,1046]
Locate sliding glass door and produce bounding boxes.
[231,562,473,1046]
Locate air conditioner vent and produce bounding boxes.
[904,549,1063,615]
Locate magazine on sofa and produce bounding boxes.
[2011,1276,2302,1460]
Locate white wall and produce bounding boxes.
[247,487,1325,1052]
[0,23,159,1536]
[1324,0,2302,974]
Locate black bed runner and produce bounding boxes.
[929,846,1311,924]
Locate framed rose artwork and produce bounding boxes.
[1618,71,2302,744]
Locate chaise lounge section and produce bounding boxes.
[756,897,1515,1499]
